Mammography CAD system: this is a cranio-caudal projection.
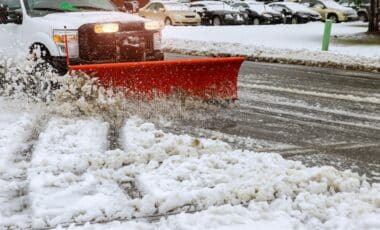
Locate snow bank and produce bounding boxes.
[162,23,380,72]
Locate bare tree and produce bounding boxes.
[368,0,379,32]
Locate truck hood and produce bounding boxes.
[34,11,147,30]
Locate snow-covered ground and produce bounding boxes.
[162,22,380,71]
[0,97,379,229]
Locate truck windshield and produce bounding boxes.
[24,0,117,16]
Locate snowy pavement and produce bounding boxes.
[0,97,379,229]
[162,22,380,71]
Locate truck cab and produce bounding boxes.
[0,0,164,74]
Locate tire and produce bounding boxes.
[327,14,339,23]
[29,44,54,74]
[212,16,222,26]
[253,18,260,25]
[358,13,368,22]
[29,44,61,99]
[164,17,172,26]
[291,16,299,24]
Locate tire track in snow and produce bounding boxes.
[0,112,39,229]
[239,73,380,99]
[239,83,380,104]
[27,118,128,229]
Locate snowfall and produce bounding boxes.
[0,74,380,230]
[162,22,380,70]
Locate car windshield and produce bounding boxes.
[284,3,310,11]
[322,0,346,9]
[24,0,117,16]
[248,3,267,13]
[164,3,190,11]
[204,2,234,11]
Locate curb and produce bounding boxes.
[163,48,380,74]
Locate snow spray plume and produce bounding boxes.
[0,58,234,127]
[0,57,60,102]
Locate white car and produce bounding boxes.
[0,0,164,74]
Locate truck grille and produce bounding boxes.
[78,22,154,63]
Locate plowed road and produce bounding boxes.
[166,53,380,183]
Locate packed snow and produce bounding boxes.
[0,99,379,229]
[162,22,380,71]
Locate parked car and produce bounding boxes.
[268,2,321,24]
[139,1,201,25]
[232,1,284,25]
[190,1,246,25]
[302,0,358,22]
[339,0,369,22]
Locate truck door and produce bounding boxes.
[0,0,23,59]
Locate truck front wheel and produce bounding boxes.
[29,44,53,73]
[29,44,67,75]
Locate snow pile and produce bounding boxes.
[162,23,380,71]
[121,117,231,164]
[123,118,380,229]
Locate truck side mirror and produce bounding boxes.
[0,4,22,24]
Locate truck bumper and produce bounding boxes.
[51,51,165,75]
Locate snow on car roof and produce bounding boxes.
[320,0,351,10]
[190,1,226,5]
[190,1,237,11]
[270,2,312,11]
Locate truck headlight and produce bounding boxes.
[53,30,78,44]
[94,23,119,33]
[53,30,79,58]
[145,21,164,30]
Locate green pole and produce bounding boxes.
[322,20,332,51]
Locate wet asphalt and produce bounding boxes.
[166,53,380,183]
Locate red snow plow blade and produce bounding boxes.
[68,57,244,100]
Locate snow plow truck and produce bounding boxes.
[0,0,244,100]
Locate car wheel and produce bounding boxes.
[327,14,338,23]
[165,18,172,26]
[212,16,222,26]
[358,13,368,22]
[291,16,298,24]
[253,18,260,25]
